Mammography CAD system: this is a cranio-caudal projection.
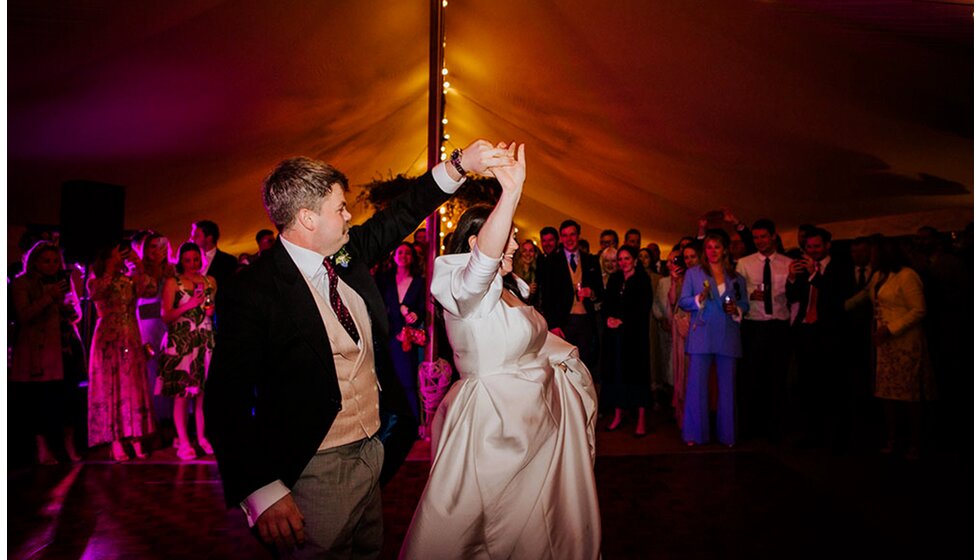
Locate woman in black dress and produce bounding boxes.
[601,245,653,436]
[377,241,427,421]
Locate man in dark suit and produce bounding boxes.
[787,227,854,449]
[538,225,559,257]
[190,220,239,288]
[205,141,510,557]
[537,219,603,371]
[646,242,669,276]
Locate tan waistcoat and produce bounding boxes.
[302,274,381,450]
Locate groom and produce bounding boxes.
[205,140,513,558]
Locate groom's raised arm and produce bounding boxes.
[347,140,516,266]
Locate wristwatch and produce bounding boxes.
[449,148,466,176]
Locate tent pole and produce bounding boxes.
[424,0,445,364]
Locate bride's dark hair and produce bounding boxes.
[444,204,524,300]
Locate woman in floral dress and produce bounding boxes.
[160,242,216,460]
[88,242,156,461]
[847,237,936,460]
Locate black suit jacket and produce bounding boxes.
[205,171,449,507]
[787,257,853,331]
[207,249,239,289]
[537,249,604,329]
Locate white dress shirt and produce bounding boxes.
[735,251,793,321]
[201,246,217,275]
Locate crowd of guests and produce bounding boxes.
[9,218,444,464]
[512,212,972,459]
[8,209,972,464]
[9,220,238,463]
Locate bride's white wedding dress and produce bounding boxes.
[399,247,601,559]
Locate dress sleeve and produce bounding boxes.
[678,270,702,313]
[887,268,927,336]
[429,246,502,319]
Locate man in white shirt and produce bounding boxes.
[735,218,794,443]
[205,140,513,558]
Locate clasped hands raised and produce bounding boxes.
[454,140,526,193]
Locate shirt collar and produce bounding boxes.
[563,247,578,260]
[280,236,328,281]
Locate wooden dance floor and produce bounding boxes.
[8,419,969,559]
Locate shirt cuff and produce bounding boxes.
[241,480,290,527]
[694,294,704,309]
[432,161,466,194]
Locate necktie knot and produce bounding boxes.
[322,257,336,277]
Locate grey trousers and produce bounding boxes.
[282,437,384,560]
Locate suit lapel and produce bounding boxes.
[271,243,334,373]
[708,273,722,305]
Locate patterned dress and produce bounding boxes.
[88,272,156,445]
[867,268,937,401]
[158,277,215,397]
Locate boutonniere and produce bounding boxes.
[331,246,352,268]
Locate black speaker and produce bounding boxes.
[59,180,126,264]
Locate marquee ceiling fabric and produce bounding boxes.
[8,0,973,255]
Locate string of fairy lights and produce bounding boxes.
[432,0,519,250]
[436,0,456,246]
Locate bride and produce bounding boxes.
[400,144,601,559]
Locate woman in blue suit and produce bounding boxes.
[679,232,749,447]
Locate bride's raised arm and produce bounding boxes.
[430,144,526,318]
[474,143,525,260]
